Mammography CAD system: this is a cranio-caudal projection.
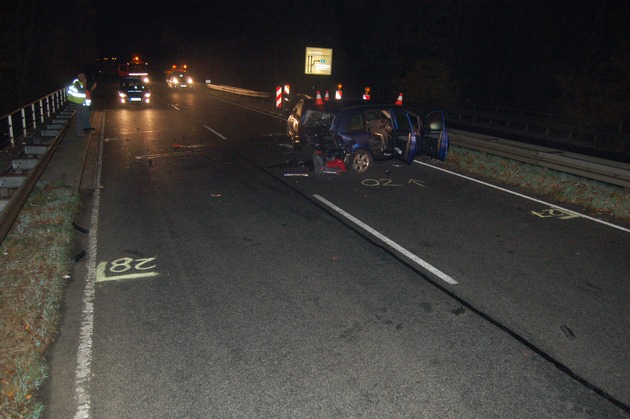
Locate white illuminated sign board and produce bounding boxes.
[305,47,333,75]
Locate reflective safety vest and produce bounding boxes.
[67,79,87,104]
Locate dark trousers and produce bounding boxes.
[76,105,90,132]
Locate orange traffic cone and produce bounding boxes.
[315,91,324,105]
[395,93,403,106]
[324,91,330,101]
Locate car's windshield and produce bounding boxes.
[122,81,146,89]
[302,110,335,128]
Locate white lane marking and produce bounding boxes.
[74,112,106,418]
[313,194,458,285]
[414,160,630,234]
[204,125,228,140]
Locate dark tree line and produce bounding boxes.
[202,0,629,127]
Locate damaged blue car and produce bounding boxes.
[287,99,449,173]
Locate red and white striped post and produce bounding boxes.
[275,86,282,108]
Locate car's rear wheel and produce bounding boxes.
[346,149,372,173]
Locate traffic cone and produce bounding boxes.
[315,91,324,105]
[395,93,403,106]
[324,91,330,101]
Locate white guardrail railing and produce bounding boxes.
[0,88,74,244]
[1,88,68,148]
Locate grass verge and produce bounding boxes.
[443,145,630,222]
[0,185,80,418]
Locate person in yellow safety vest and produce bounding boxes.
[68,73,95,132]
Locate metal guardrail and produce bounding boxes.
[206,83,271,98]
[439,103,628,159]
[1,89,68,148]
[0,90,74,245]
[450,129,630,191]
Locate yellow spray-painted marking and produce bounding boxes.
[96,257,160,282]
[531,208,580,220]
[134,150,207,160]
[361,178,425,187]
[361,179,403,187]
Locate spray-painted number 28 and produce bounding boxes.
[109,257,157,273]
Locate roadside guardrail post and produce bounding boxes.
[54,90,61,112]
[32,103,37,130]
[21,108,27,139]
[8,115,14,147]
[39,99,45,123]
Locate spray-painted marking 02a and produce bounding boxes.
[96,257,159,282]
[361,179,426,187]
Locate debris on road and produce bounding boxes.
[561,324,576,339]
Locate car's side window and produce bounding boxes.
[366,110,392,132]
[394,110,412,133]
[409,113,422,135]
[303,110,335,128]
[346,113,365,132]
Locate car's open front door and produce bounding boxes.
[392,110,417,165]
[423,111,449,160]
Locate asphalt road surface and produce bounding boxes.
[42,81,630,418]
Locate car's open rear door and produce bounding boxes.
[423,111,449,160]
[393,110,417,165]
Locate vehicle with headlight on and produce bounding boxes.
[118,77,151,104]
[118,56,150,83]
[167,70,193,88]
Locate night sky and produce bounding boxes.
[2,0,628,122]
[90,0,628,113]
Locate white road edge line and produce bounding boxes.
[203,124,228,140]
[414,160,630,234]
[313,194,458,285]
[74,113,105,418]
